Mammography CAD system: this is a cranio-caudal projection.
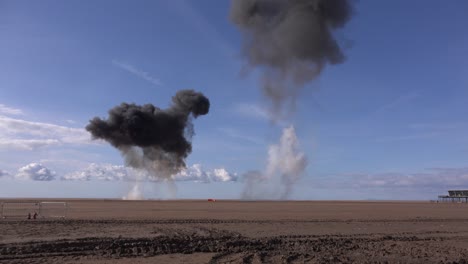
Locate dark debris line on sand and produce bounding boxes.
[2,230,468,263]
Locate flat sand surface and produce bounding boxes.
[1,199,468,263]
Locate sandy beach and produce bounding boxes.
[1,199,468,263]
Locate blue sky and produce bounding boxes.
[0,0,467,200]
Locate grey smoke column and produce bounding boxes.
[230,0,353,113]
[86,90,210,180]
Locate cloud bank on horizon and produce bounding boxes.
[0,162,237,183]
[4,161,468,193]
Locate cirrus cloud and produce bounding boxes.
[0,115,92,150]
[317,167,468,190]
[112,60,162,86]
[0,104,24,116]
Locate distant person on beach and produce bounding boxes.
[27,213,31,220]
[33,212,38,220]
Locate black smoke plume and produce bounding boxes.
[230,0,353,114]
[86,90,210,180]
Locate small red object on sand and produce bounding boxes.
[207,199,216,202]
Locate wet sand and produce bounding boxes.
[1,199,468,263]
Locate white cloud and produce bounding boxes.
[0,104,23,116]
[15,163,56,181]
[62,163,130,181]
[173,164,238,183]
[0,115,91,150]
[172,164,209,182]
[112,60,162,86]
[212,168,238,182]
[0,169,11,178]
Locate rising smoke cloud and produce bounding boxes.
[242,126,307,199]
[231,0,353,199]
[230,0,353,114]
[123,183,144,200]
[86,90,210,182]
